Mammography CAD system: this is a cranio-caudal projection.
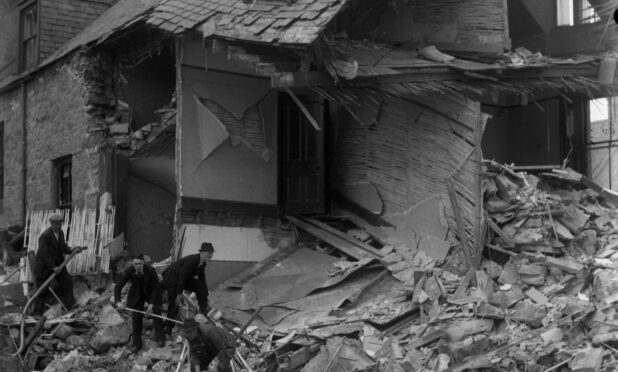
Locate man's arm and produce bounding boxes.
[176,256,199,293]
[113,267,132,304]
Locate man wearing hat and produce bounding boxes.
[161,242,214,333]
[33,214,86,315]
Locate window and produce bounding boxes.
[19,2,38,71]
[53,156,72,209]
[557,0,600,26]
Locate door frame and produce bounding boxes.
[277,90,328,215]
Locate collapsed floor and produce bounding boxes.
[2,161,618,371]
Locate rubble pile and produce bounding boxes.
[0,282,186,372]
[205,162,618,372]
[5,161,618,371]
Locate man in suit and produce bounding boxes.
[33,214,85,315]
[113,253,165,352]
[161,242,214,334]
[182,318,235,372]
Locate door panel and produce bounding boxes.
[281,94,325,214]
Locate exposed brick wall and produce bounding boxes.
[39,0,116,61]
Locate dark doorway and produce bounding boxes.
[279,93,325,215]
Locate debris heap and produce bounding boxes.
[4,161,618,372]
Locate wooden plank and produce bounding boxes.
[284,88,321,131]
[286,216,367,259]
[303,217,383,258]
[446,179,472,269]
[341,212,393,247]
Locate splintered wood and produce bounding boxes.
[21,205,116,281]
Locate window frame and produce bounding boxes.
[52,155,72,210]
[556,0,600,26]
[18,0,39,72]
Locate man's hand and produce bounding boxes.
[52,266,61,273]
[117,302,126,309]
[146,304,154,315]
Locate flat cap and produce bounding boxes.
[199,242,214,253]
[49,214,64,223]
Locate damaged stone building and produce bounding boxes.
[2,0,618,371]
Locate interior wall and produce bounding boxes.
[481,106,509,163]
[181,223,281,288]
[510,0,603,55]
[179,66,278,204]
[506,99,562,166]
[333,93,484,263]
[127,174,175,261]
[375,0,509,52]
[121,47,175,130]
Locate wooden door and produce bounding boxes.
[280,94,325,215]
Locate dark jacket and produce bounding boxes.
[161,254,206,293]
[189,324,235,352]
[114,264,161,308]
[34,227,72,279]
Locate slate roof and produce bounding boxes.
[146,0,349,44]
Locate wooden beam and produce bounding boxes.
[286,216,367,259]
[284,87,321,131]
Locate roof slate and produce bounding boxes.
[146,0,348,44]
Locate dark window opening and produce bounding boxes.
[53,156,72,209]
[19,2,38,71]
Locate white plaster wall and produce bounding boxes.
[181,223,276,262]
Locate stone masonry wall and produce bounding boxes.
[0,50,116,230]
[0,89,22,228]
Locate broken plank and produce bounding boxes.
[286,216,367,259]
[409,329,446,349]
[446,179,473,268]
[303,217,383,258]
[341,212,393,247]
[544,256,583,274]
[524,287,549,305]
[284,88,321,131]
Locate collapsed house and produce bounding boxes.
[1,0,618,370]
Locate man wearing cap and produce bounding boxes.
[161,242,214,333]
[113,253,166,352]
[33,214,86,315]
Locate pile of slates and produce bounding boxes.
[216,162,618,372]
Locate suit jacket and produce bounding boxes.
[34,227,72,279]
[161,254,206,294]
[114,264,162,308]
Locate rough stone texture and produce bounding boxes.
[593,270,618,300]
[0,51,113,229]
[90,323,131,353]
[97,304,125,327]
[573,229,598,255]
[510,300,547,328]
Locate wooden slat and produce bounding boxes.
[286,216,368,260]
[303,217,383,258]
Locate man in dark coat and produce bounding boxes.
[161,242,214,333]
[113,253,165,351]
[182,318,235,372]
[33,214,85,315]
